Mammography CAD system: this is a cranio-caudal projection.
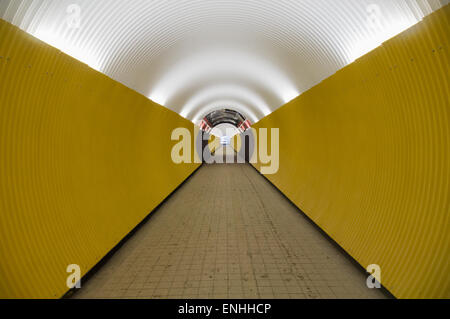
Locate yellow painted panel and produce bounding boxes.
[0,19,200,298]
[251,6,449,299]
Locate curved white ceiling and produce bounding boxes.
[1,0,447,124]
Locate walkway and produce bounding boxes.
[73,162,387,299]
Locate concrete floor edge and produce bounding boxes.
[63,164,204,299]
[247,163,396,299]
[69,162,391,299]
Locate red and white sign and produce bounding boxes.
[238,120,252,132]
[199,119,212,133]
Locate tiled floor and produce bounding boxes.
[72,161,387,299]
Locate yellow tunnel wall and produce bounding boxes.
[250,6,449,299]
[0,19,200,298]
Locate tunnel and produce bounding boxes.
[0,0,449,301]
